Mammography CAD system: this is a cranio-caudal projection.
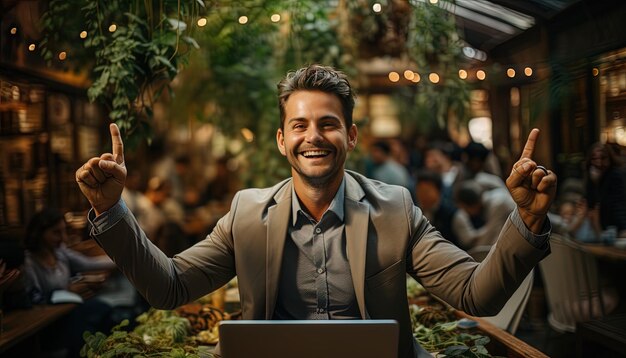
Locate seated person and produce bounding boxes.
[550,198,598,243]
[23,208,116,303]
[415,170,459,247]
[452,180,516,249]
[23,208,118,357]
[0,238,31,310]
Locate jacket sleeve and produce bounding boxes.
[91,192,240,309]
[405,190,548,316]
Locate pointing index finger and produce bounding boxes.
[520,128,540,160]
[110,123,125,164]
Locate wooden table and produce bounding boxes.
[579,243,626,261]
[0,304,76,356]
[456,311,548,358]
[576,313,626,357]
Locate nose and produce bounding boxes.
[305,124,323,143]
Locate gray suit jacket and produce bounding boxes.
[92,170,549,358]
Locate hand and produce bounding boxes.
[505,129,557,233]
[68,281,96,300]
[76,123,127,215]
[0,259,20,293]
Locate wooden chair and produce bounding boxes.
[538,234,615,333]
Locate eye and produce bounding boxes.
[321,121,339,129]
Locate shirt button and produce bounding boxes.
[317,268,325,274]
[315,228,321,234]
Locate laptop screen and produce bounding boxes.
[218,319,399,358]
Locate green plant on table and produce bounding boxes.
[80,309,212,358]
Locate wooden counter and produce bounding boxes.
[0,304,76,355]
[456,311,548,358]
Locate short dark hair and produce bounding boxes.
[464,141,489,161]
[416,169,443,191]
[277,64,355,129]
[454,180,483,206]
[24,208,65,252]
[371,140,391,155]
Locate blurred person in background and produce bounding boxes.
[452,180,516,249]
[369,140,414,196]
[415,170,459,247]
[424,141,464,209]
[585,142,626,237]
[23,208,118,357]
[462,141,505,191]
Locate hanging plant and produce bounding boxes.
[40,0,204,147]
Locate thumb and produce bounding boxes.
[98,160,126,180]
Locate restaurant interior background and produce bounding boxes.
[1,0,626,357]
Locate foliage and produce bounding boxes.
[80,309,212,358]
[41,0,204,147]
[408,304,495,357]
[166,0,350,187]
[40,0,470,186]
[405,0,470,131]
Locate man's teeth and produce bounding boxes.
[302,150,329,157]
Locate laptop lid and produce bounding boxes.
[218,319,398,358]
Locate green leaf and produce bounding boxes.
[182,36,200,49]
[167,18,187,32]
[155,55,177,72]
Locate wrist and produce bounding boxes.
[519,209,546,234]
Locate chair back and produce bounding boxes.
[468,245,534,334]
[538,234,604,333]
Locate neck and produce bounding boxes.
[293,174,343,222]
[33,248,56,264]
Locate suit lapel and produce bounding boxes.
[265,184,291,319]
[345,173,370,319]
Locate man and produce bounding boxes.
[452,180,516,249]
[76,65,556,358]
[369,140,414,193]
[414,169,459,248]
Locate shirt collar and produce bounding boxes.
[291,177,345,225]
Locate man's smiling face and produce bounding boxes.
[276,90,357,188]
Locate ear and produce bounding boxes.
[276,128,286,156]
[347,124,358,151]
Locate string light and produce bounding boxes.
[412,73,421,83]
[458,69,467,79]
[80,31,88,39]
[372,3,382,12]
[428,73,440,83]
[108,24,117,32]
[241,128,254,142]
[403,70,415,81]
[197,18,207,27]
[476,70,486,80]
[592,67,599,77]
[270,14,281,22]
[388,72,400,82]
[507,68,516,78]
[10,27,17,35]
[58,51,67,60]
[524,67,533,76]
[238,16,248,24]
[28,44,36,51]
[429,0,439,4]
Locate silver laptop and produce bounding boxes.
[218,319,399,358]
